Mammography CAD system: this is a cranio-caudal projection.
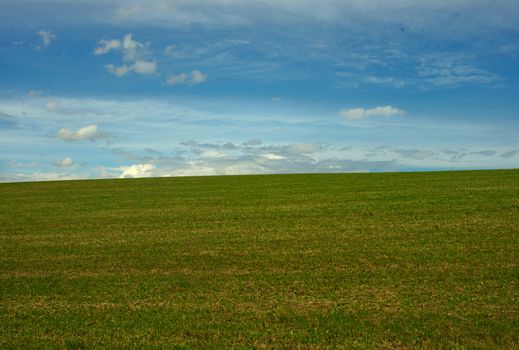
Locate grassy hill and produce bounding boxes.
[1,170,518,348]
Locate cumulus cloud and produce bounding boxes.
[94,33,156,76]
[121,33,144,61]
[94,39,121,55]
[166,72,188,85]
[105,61,156,77]
[262,153,285,160]
[340,106,405,121]
[119,163,155,178]
[37,30,56,49]
[166,70,207,86]
[106,64,130,77]
[132,60,157,74]
[191,70,207,84]
[54,157,75,167]
[56,124,105,141]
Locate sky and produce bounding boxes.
[1,0,518,182]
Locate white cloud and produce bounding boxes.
[201,150,225,158]
[166,70,207,86]
[95,33,156,76]
[121,33,144,61]
[166,73,188,85]
[106,64,130,77]
[119,163,155,178]
[55,157,74,167]
[132,60,157,74]
[45,100,60,112]
[37,30,56,48]
[44,100,83,115]
[340,106,405,121]
[364,76,407,88]
[94,39,121,55]
[56,124,104,141]
[262,153,285,160]
[191,70,207,84]
[105,61,156,77]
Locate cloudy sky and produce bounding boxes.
[1,0,518,181]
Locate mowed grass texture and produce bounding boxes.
[1,170,518,349]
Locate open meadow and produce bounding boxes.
[1,170,518,349]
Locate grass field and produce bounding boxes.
[1,170,518,349]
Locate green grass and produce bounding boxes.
[1,170,518,349]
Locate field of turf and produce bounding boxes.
[1,170,518,349]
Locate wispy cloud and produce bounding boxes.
[394,149,436,160]
[165,73,188,85]
[27,90,44,98]
[335,48,502,90]
[56,124,105,141]
[0,111,18,128]
[36,30,56,49]
[166,70,207,86]
[44,100,83,115]
[105,0,519,36]
[417,54,501,88]
[363,75,407,88]
[0,171,88,183]
[501,150,519,158]
[340,106,405,121]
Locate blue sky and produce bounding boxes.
[1,0,518,181]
